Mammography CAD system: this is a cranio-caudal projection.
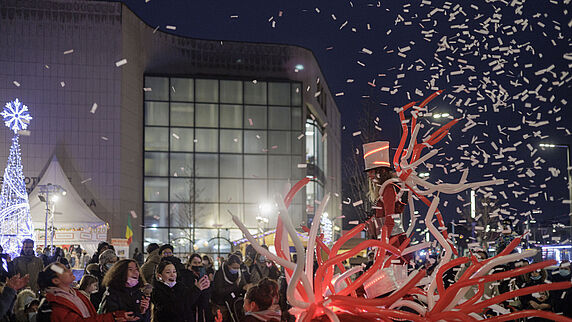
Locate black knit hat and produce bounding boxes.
[159,244,174,255]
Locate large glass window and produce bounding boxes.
[143,76,305,258]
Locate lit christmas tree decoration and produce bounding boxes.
[0,98,33,257]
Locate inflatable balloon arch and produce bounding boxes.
[229,91,572,321]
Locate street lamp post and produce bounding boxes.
[539,143,572,238]
[37,183,66,255]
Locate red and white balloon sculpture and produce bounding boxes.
[230,91,572,321]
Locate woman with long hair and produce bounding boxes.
[98,259,150,322]
[37,263,134,321]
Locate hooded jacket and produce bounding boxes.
[140,249,161,284]
[46,289,116,322]
[12,255,44,292]
[212,264,247,306]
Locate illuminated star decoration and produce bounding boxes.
[2,98,32,134]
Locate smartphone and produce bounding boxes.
[199,267,206,279]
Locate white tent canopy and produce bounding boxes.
[29,156,107,254]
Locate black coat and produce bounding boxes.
[99,284,151,322]
[212,265,247,306]
[151,281,196,322]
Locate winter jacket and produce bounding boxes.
[140,250,161,284]
[0,286,16,320]
[151,281,196,322]
[212,264,247,306]
[178,269,212,322]
[99,284,150,322]
[0,258,14,283]
[12,255,44,292]
[46,289,116,322]
[240,309,281,322]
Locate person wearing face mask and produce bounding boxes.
[99,259,150,322]
[212,254,248,322]
[77,275,99,301]
[519,268,552,321]
[89,250,118,310]
[180,253,212,322]
[37,263,136,321]
[551,261,571,317]
[249,253,270,285]
[151,261,194,322]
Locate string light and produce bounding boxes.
[0,99,34,257]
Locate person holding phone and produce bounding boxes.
[186,254,212,322]
[98,259,150,322]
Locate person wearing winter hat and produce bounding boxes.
[140,244,160,284]
[88,242,110,265]
[89,249,118,310]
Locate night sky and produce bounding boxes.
[119,0,571,236]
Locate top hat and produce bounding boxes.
[363,141,391,171]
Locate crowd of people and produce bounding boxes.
[1,237,571,321]
[0,240,285,322]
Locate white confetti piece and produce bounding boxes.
[60,82,65,87]
[348,220,359,225]
[230,15,239,19]
[63,49,74,55]
[297,133,304,140]
[101,136,109,141]
[13,81,20,87]
[50,265,64,274]
[166,25,177,30]
[17,130,30,136]
[352,200,363,207]
[248,118,253,126]
[143,88,152,92]
[130,210,138,218]
[172,133,180,139]
[362,48,373,55]
[352,131,361,136]
[80,178,92,184]
[90,103,98,114]
[297,164,307,168]
[115,59,127,67]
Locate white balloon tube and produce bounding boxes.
[275,196,315,308]
[306,193,330,291]
[405,190,417,237]
[402,123,421,161]
[389,299,427,316]
[423,195,453,311]
[443,249,538,311]
[402,242,432,256]
[229,211,296,271]
[333,265,363,292]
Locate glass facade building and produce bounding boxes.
[1,0,341,253]
[143,76,307,255]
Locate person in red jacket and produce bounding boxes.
[363,141,407,247]
[37,262,135,322]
